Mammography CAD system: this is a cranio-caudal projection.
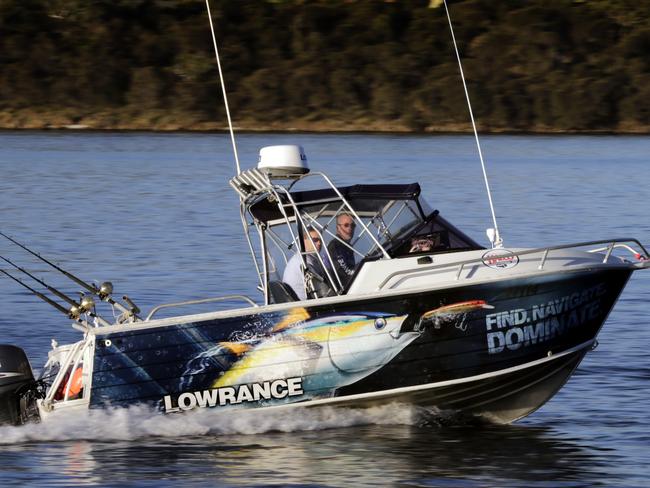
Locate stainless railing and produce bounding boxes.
[145,295,258,321]
[377,238,649,291]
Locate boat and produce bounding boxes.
[1,3,649,426]
[1,143,648,425]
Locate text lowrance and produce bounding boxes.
[163,377,304,413]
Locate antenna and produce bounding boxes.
[443,0,503,248]
[205,0,241,175]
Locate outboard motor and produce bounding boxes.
[0,345,41,425]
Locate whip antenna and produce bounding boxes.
[443,0,503,248]
[205,0,241,175]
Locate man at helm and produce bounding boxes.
[327,213,356,287]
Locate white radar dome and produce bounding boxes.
[257,145,309,177]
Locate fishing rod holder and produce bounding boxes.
[114,295,141,324]
[122,295,140,315]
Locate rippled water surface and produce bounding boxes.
[0,132,648,487]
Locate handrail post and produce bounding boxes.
[603,241,615,263]
[538,249,549,270]
[455,262,465,280]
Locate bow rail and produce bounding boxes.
[378,238,650,291]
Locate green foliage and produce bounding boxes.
[1,0,649,131]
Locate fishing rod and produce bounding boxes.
[0,254,111,326]
[0,268,91,326]
[0,231,140,322]
[1,230,100,294]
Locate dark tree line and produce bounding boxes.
[1,0,650,131]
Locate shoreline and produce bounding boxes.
[2,110,650,135]
[3,126,650,136]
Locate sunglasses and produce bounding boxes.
[338,223,356,229]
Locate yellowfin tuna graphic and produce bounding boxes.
[211,310,427,401]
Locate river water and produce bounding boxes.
[0,132,648,487]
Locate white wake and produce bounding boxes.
[0,402,424,444]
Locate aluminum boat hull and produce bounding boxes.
[83,266,631,423]
[326,343,589,424]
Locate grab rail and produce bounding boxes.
[586,242,641,260]
[377,238,649,291]
[145,295,258,321]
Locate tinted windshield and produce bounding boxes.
[280,194,481,262]
[296,196,426,260]
[388,211,484,257]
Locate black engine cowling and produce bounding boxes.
[0,344,41,425]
